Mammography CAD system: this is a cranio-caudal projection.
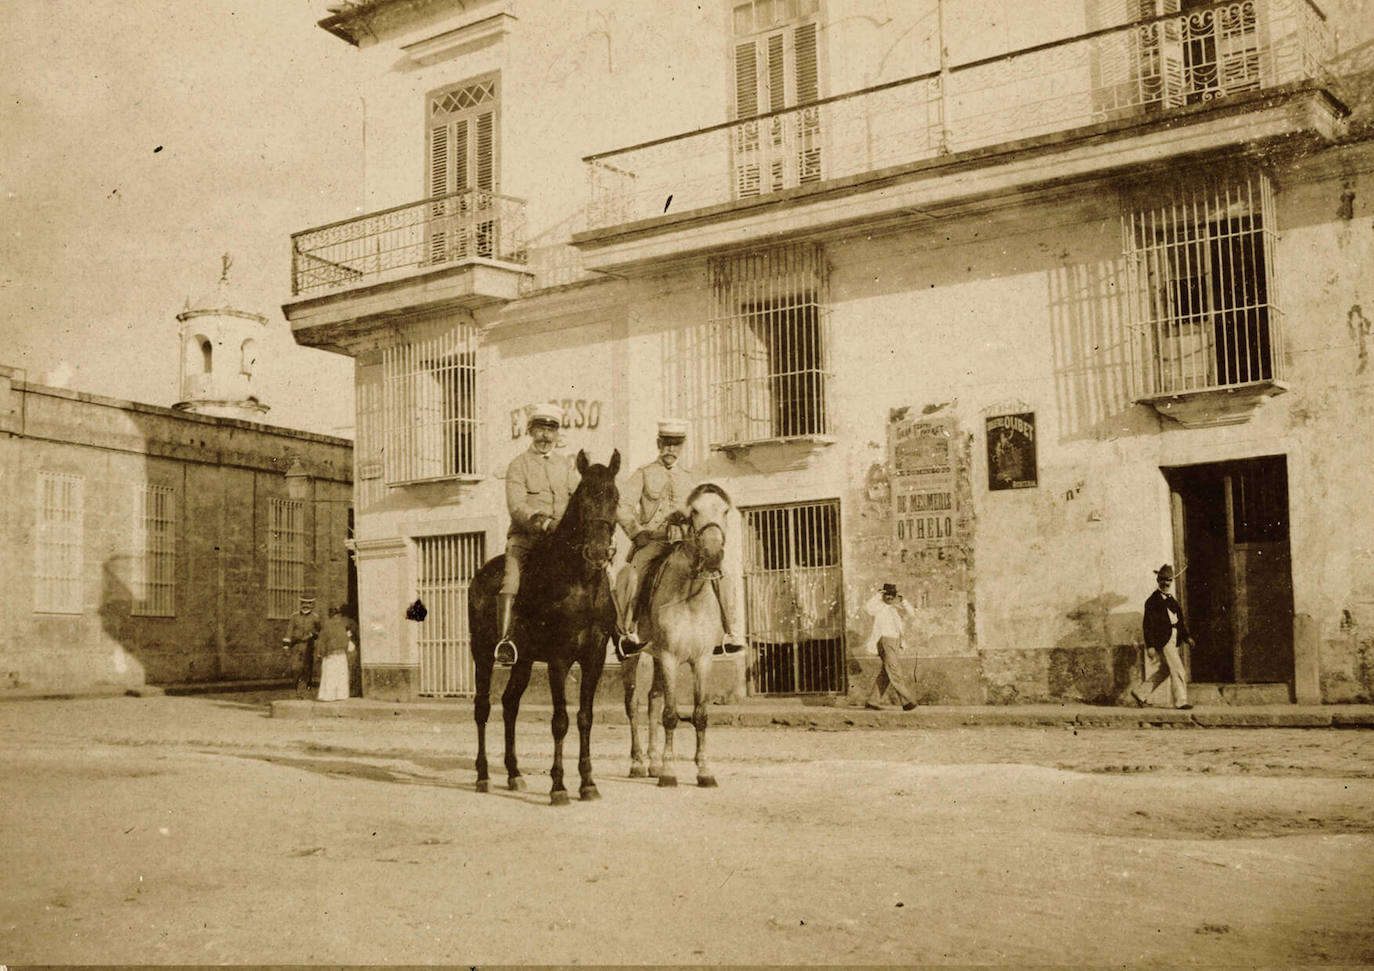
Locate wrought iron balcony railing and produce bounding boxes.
[291,189,527,297]
[584,0,1329,232]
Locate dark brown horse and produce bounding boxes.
[468,449,620,805]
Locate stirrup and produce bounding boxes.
[719,636,747,655]
[494,638,518,666]
[614,630,643,663]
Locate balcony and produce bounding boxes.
[578,0,1333,255]
[285,189,529,347]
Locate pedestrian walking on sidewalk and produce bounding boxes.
[1130,564,1193,710]
[862,583,919,711]
[282,596,321,700]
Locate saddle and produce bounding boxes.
[633,538,725,622]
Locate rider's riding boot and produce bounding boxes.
[616,606,643,662]
[715,577,748,654]
[494,594,518,666]
[615,567,644,661]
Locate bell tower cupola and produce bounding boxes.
[174,253,270,421]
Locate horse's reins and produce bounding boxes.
[652,521,725,606]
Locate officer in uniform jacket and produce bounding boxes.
[495,402,580,664]
[282,596,322,699]
[615,418,745,654]
[1131,563,1194,709]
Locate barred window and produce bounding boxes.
[267,498,305,619]
[415,532,487,697]
[382,319,481,483]
[1124,169,1281,397]
[131,484,176,617]
[35,472,84,613]
[709,242,831,446]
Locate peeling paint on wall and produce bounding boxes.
[1349,305,1372,373]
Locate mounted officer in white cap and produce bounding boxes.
[615,417,746,657]
[495,402,580,665]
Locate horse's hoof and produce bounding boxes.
[648,764,662,778]
[698,775,718,788]
[658,774,678,788]
[508,776,526,792]
[580,786,601,801]
[629,765,648,778]
[475,779,489,793]
[550,790,571,806]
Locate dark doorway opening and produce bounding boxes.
[1163,455,1294,685]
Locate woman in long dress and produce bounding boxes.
[316,607,356,702]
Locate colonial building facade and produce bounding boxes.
[287,0,1374,705]
[1,270,353,692]
[0,366,353,691]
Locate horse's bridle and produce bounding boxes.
[578,516,618,570]
[688,521,725,581]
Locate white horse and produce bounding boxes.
[617,483,734,787]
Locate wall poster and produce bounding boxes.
[890,412,958,550]
[985,411,1037,490]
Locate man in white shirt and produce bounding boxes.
[862,583,919,711]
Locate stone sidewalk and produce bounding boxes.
[3,681,1371,729]
[269,695,1374,729]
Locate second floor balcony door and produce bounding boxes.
[427,76,499,264]
[731,1,822,200]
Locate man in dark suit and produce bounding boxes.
[1130,564,1194,709]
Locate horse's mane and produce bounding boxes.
[524,450,621,593]
[686,481,732,509]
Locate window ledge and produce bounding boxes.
[387,475,487,487]
[400,12,516,65]
[711,434,837,458]
[1138,379,1290,428]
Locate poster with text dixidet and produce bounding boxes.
[986,412,1038,490]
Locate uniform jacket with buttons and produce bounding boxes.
[285,611,321,646]
[505,447,579,537]
[617,459,693,539]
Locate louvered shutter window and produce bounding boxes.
[730,15,823,199]
[733,41,762,198]
[426,77,499,264]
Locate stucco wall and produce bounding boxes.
[0,377,352,691]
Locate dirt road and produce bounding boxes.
[2,693,1371,964]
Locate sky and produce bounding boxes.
[1,0,366,437]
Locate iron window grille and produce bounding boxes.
[131,484,176,617]
[742,499,847,695]
[34,472,84,614]
[267,498,305,619]
[414,532,486,697]
[381,319,482,484]
[1124,167,1282,397]
[708,241,832,447]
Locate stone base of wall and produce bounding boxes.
[362,664,420,701]
[978,644,1143,705]
[362,653,749,707]
[845,655,986,706]
[842,645,1151,706]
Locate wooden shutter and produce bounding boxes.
[428,123,450,262]
[733,40,762,198]
[793,21,821,183]
[794,23,818,104]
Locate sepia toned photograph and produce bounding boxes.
[3,0,1373,964]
